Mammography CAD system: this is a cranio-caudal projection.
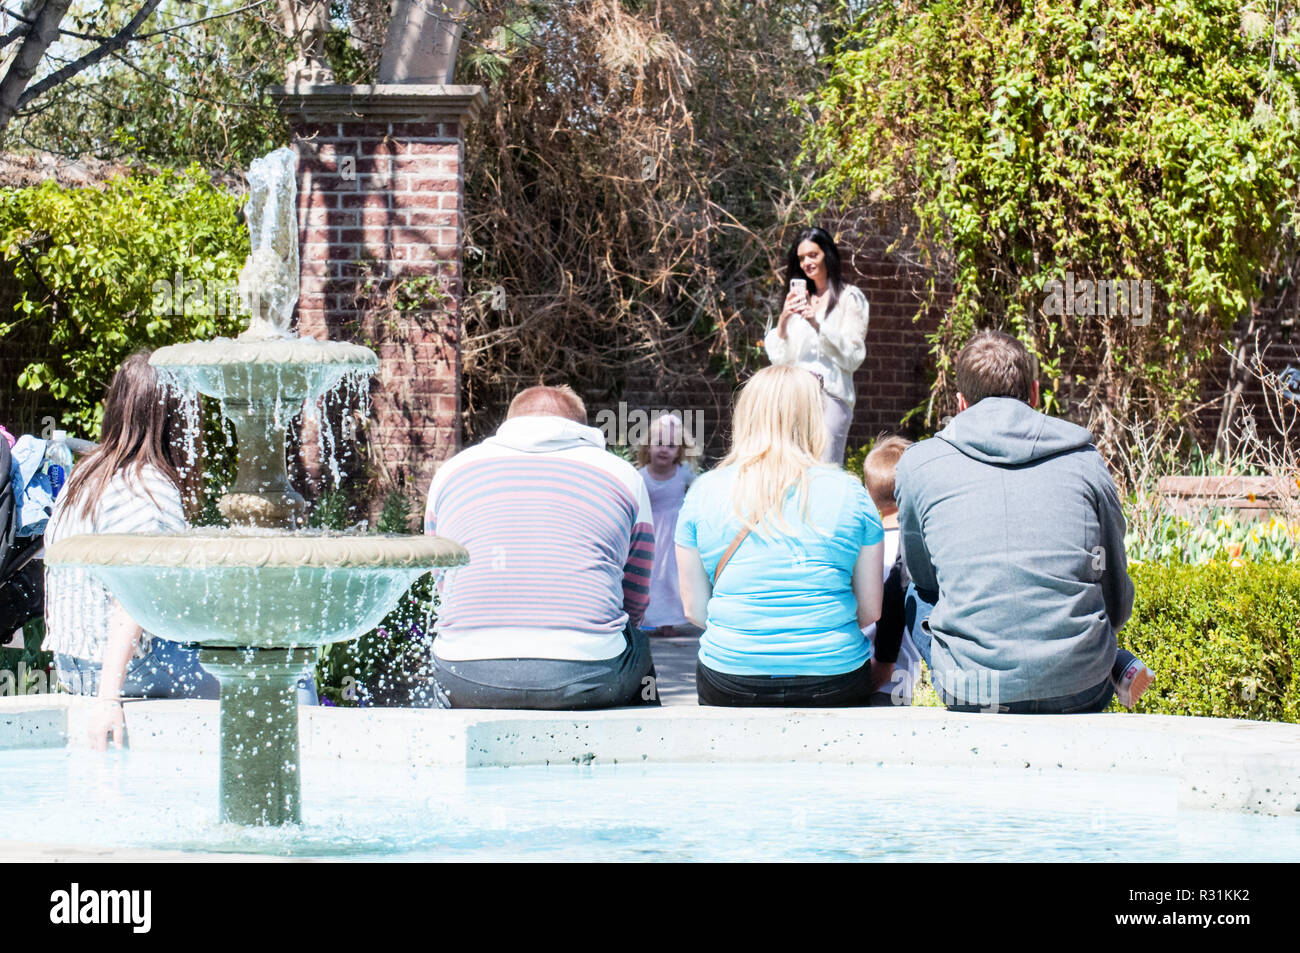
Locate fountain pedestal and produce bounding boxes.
[200,647,316,826]
[220,399,308,527]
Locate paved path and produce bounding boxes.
[646,634,699,706]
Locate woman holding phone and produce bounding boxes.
[763,227,870,465]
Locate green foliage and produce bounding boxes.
[308,490,352,531]
[843,441,874,480]
[1126,512,1300,564]
[1121,562,1300,721]
[0,617,53,696]
[608,442,638,466]
[18,1,292,169]
[0,167,247,438]
[315,573,439,707]
[376,490,415,534]
[910,563,1299,720]
[805,0,1300,448]
[314,490,430,704]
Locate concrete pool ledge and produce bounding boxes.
[3,695,1299,816]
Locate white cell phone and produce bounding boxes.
[789,278,807,299]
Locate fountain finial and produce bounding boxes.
[238,148,300,341]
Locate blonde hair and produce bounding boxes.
[864,435,913,512]
[720,365,829,536]
[634,413,696,469]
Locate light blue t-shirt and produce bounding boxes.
[675,464,884,676]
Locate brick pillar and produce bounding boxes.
[271,84,486,522]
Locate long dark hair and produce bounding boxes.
[784,226,844,317]
[59,350,196,522]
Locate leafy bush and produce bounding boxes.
[376,490,415,535]
[843,441,874,481]
[0,166,247,438]
[0,617,53,696]
[1120,562,1300,721]
[307,490,352,532]
[909,563,1298,720]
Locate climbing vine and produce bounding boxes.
[804,0,1300,453]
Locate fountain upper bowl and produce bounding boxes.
[151,336,378,405]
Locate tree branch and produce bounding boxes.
[0,22,28,50]
[15,0,163,111]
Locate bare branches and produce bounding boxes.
[454,1,831,442]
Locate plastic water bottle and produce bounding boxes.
[45,430,73,498]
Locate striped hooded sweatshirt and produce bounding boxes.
[424,415,655,662]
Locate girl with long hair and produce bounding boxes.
[42,351,216,748]
[764,226,870,465]
[634,413,698,638]
[674,365,887,706]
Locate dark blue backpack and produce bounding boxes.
[0,438,44,637]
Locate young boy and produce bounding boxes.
[875,427,1155,710]
[862,437,924,706]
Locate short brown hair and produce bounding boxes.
[864,435,913,510]
[507,385,588,424]
[955,330,1036,405]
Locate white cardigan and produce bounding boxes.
[763,284,870,406]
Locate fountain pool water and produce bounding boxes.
[43,147,468,826]
[5,749,1300,861]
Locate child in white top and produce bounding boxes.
[635,414,697,637]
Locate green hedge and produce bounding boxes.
[0,166,247,438]
[1117,562,1299,721]
[910,562,1299,720]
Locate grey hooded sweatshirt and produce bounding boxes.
[894,397,1134,704]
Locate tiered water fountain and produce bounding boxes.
[44,148,468,826]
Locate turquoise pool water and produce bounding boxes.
[1,749,1296,861]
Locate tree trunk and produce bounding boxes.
[0,0,74,135]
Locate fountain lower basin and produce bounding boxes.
[46,532,464,648]
[45,531,468,825]
[4,702,1300,860]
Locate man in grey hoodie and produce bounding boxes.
[895,330,1135,712]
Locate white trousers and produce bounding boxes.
[822,393,852,465]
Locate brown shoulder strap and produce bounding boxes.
[712,525,752,587]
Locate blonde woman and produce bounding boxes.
[674,366,887,706]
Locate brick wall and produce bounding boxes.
[273,85,484,519]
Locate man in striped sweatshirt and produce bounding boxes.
[423,385,659,709]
